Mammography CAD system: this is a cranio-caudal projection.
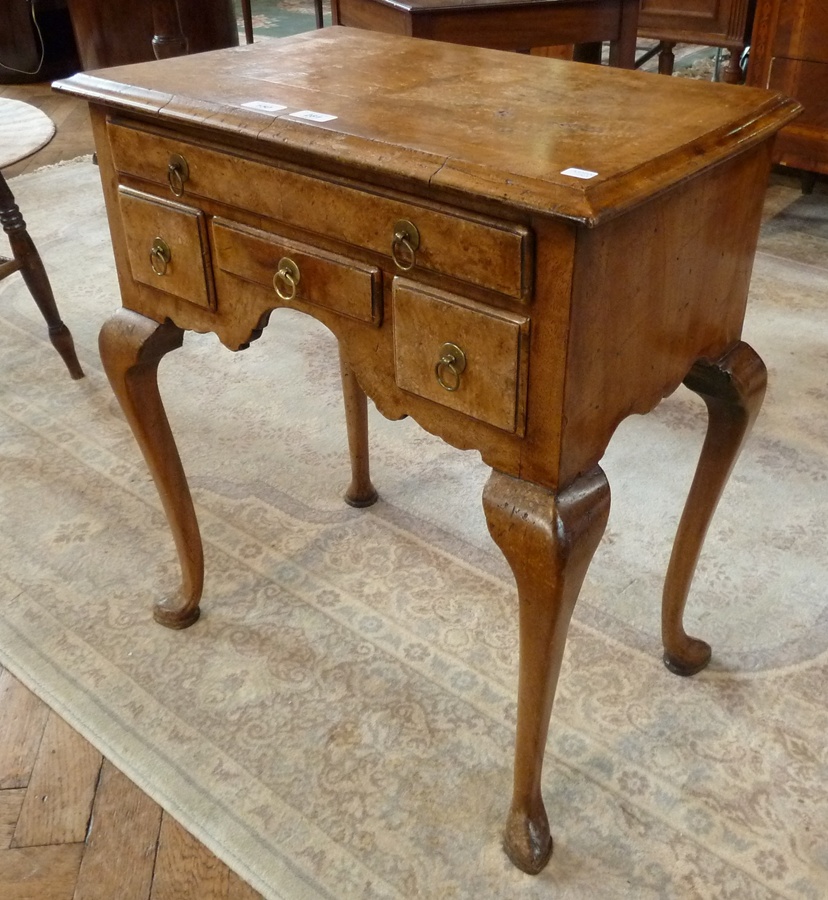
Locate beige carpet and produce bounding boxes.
[1,158,826,898]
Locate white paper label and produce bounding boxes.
[241,101,288,113]
[560,167,599,180]
[290,110,338,123]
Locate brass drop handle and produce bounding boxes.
[391,219,420,271]
[149,237,171,276]
[273,257,301,301]
[435,342,466,392]
[167,153,189,196]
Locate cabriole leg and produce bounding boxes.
[662,341,767,675]
[339,347,377,508]
[99,309,202,629]
[483,468,611,874]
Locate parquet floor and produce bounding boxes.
[1,85,264,900]
[0,667,262,900]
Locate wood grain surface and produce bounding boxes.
[0,665,262,899]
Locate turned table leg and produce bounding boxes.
[483,468,611,874]
[99,309,203,629]
[339,347,378,508]
[662,341,767,675]
[0,172,83,380]
[151,0,189,59]
[657,40,677,76]
[721,48,745,85]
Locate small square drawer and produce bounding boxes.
[118,188,213,309]
[211,220,383,325]
[393,279,529,434]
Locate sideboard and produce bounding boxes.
[746,0,828,179]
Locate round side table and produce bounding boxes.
[1,98,83,379]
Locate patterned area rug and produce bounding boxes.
[1,158,826,898]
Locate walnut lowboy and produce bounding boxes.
[54,28,800,875]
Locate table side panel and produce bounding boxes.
[558,142,772,485]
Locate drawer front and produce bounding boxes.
[107,122,532,301]
[118,188,213,309]
[211,219,383,325]
[393,279,529,434]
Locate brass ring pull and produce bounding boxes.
[167,153,189,197]
[273,257,301,301]
[435,342,467,392]
[150,237,171,276]
[391,219,420,271]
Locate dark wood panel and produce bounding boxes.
[0,0,80,84]
[772,0,828,64]
[767,58,828,174]
[747,0,828,175]
[0,0,41,76]
[639,0,753,45]
[67,0,239,70]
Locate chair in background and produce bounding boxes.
[0,99,83,380]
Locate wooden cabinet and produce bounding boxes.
[638,0,755,82]
[747,0,828,177]
[66,0,238,70]
[0,0,79,83]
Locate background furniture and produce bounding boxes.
[0,0,79,83]
[0,0,238,78]
[0,98,83,379]
[746,0,828,181]
[332,0,639,65]
[66,0,238,70]
[638,0,756,82]
[57,26,797,875]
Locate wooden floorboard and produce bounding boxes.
[11,711,102,849]
[0,666,264,899]
[0,844,86,900]
[73,763,162,900]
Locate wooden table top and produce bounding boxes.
[0,99,55,170]
[55,27,799,223]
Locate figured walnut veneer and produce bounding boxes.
[54,28,800,874]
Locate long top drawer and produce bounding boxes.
[107,122,533,301]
